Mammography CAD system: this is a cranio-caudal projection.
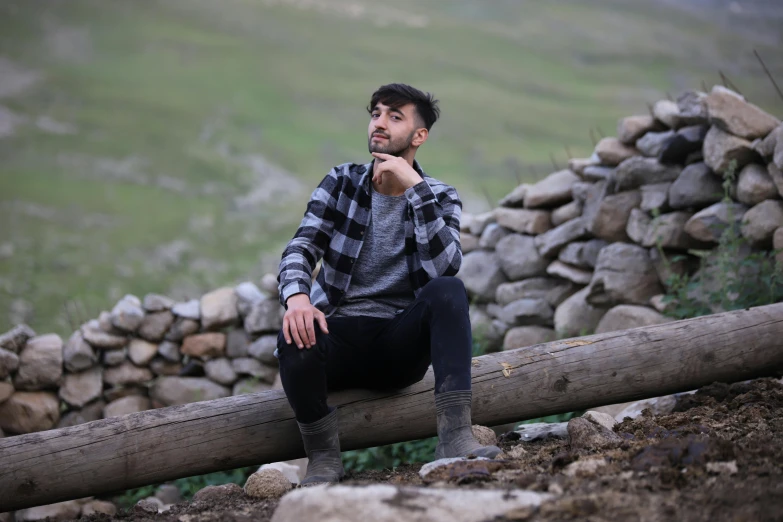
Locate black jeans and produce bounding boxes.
[277,277,472,423]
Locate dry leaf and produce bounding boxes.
[502,368,512,378]
[501,362,514,369]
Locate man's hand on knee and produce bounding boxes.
[283,294,329,349]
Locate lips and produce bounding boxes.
[372,134,389,140]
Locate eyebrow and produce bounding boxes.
[372,105,405,117]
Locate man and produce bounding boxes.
[276,83,500,485]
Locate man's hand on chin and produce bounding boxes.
[283,293,329,349]
[371,152,421,189]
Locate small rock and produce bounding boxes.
[653,99,682,128]
[248,335,278,365]
[14,334,63,390]
[138,310,175,342]
[57,400,105,428]
[774,227,783,265]
[0,324,36,353]
[244,300,283,335]
[0,348,19,380]
[231,357,277,383]
[259,462,302,485]
[706,460,738,475]
[135,497,163,514]
[554,288,607,338]
[703,126,758,175]
[111,295,145,333]
[59,366,103,408]
[103,347,127,366]
[155,484,183,505]
[205,357,239,385]
[235,282,268,317]
[617,114,659,144]
[469,211,497,236]
[498,183,529,208]
[568,156,599,176]
[0,381,13,404]
[668,163,724,210]
[192,483,244,503]
[582,165,614,182]
[244,468,292,498]
[478,223,510,250]
[81,321,127,350]
[741,199,783,247]
[589,190,641,242]
[562,458,607,477]
[418,457,491,479]
[586,243,663,307]
[551,200,582,226]
[151,376,230,406]
[642,211,701,250]
[736,163,779,206]
[0,391,60,434]
[63,331,97,372]
[546,260,592,285]
[495,234,548,281]
[626,208,651,244]
[472,424,498,446]
[201,287,239,330]
[614,157,682,192]
[594,137,638,166]
[150,357,182,376]
[458,250,508,301]
[460,232,480,253]
[640,182,671,212]
[226,328,251,359]
[582,411,618,431]
[143,293,175,312]
[103,361,153,386]
[503,326,557,350]
[768,163,783,199]
[158,340,182,362]
[104,395,151,417]
[506,445,528,459]
[557,239,608,269]
[660,125,709,164]
[15,500,82,521]
[515,422,569,442]
[260,273,279,296]
[705,88,780,140]
[495,277,578,307]
[524,169,580,209]
[128,339,158,366]
[80,500,117,516]
[567,417,622,451]
[676,90,709,125]
[684,201,748,242]
[494,207,552,235]
[636,130,676,157]
[181,332,226,359]
[165,317,200,342]
[172,299,201,320]
[595,304,672,334]
[534,217,589,257]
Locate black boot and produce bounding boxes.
[298,408,345,485]
[434,390,501,460]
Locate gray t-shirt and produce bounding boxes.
[333,188,414,318]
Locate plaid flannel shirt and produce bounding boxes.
[278,160,463,316]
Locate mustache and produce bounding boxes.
[372,132,390,138]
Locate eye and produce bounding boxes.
[372,113,380,118]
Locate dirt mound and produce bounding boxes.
[99,377,783,522]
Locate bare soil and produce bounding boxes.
[98,377,783,522]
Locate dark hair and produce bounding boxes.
[367,83,440,131]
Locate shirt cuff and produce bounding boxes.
[405,180,436,209]
[280,282,311,308]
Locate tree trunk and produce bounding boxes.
[1,303,782,511]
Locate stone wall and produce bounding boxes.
[1,85,781,439]
[458,85,783,352]
[0,274,285,436]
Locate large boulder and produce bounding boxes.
[736,164,780,206]
[557,239,608,269]
[524,169,579,209]
[705,88,780,140]
[494,234,548,281]
[589,190,641,242]
[14,334,63,390]
[0,391,60,434]
[201,287,239,331]
[499,298,554,327]
[684,202,748,243]
[457,250,507,301]
[614,157,682,191]
[533,217,589,257]
[595,305,673,334]
[503,326,557,350]
[554,288,608,338]
[741,199,783,247]
[59,366,103,408]
[586,243,663,307]
[62,331,97,372]
[245,300,283,335]
[668,163,724,210]
[137,310,175,343]
[110,294,145,333]
[703,126,758,175]
[151,377,230,406]
[181,332,227,359]
[495,277,578,307]
[494,208,552,235]
[0,323,36,353]
[595,137,638,166]
[271,485,550,522]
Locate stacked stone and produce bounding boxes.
[0,274,285,436]
[459,85,782,352]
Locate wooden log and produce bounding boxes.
[1,303,782,511]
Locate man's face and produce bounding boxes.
[368,102,419,156]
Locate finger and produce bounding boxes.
[304,311,316,347]
[372,152,393,160]
[316,312,329,334]
[291,314,305,349]
[282,316,292,345]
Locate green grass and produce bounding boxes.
[0,0,781,334]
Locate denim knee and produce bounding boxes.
[419,277,469,309]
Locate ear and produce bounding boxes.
[411,127,428,148]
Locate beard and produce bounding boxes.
[368,129,416,157]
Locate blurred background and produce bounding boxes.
[1,0,782,336]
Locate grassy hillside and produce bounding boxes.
[0,0,781,334]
